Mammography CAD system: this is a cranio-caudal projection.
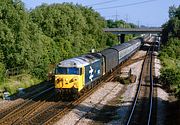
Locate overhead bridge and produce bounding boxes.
[103,28,162,43]
[103,28,162,34]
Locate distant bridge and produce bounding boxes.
[103,28,162,34]
[103,28,162,43]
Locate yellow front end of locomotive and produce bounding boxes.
[55,67,85,92]
[55,74,84,92]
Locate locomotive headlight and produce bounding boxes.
[56,78,60,83]
[56,78,63,83]
[65,78,68,81]
[72,77,78,82]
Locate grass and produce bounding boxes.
[0,74,41,95]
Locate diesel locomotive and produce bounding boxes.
[54,38,143,97]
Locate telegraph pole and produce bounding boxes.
[115,9,118,21]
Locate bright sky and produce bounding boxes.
[22,0,180,27]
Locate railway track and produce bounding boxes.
[0,41,145,125]
[0,87,54,125]
[22,65,120,125]
[18,54,139,125]
[126,41,155,125]
[0,68,119,125]
[0,82,53,119]
[0,61,122,125]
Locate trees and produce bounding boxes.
[106,19,137,42]
[0,1,119,81]
[162,5,180,44]
[30,3,118,62]
[0,0,57,79]
[160,5,180,98]
[0,1,139,94]
[106,19,137,28]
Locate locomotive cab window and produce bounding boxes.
[56,67,82,75]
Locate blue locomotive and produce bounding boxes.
[54,38,143,96]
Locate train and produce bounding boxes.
[54,37,143,98]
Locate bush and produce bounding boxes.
[161,5,180,98]
[2,74,40,95]
[160,38,180,96]
[160,68,180,86]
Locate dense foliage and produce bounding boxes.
[160,5,180,97]
[161,5,180,44]
[0,0,137,94]
[0,0,56,80]
[0,1,118,82]
[107,19,137,28]
[30,3,115,60]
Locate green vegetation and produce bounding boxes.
[0,0,136,95]
[0,74,40,95]
[160,5,180,98]
[106,19,137,41]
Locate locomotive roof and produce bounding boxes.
[58,58,89,68]
[57,53,102,68]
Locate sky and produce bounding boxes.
[22,0,180,27]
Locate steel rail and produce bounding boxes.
[0,86,54,124]
[42,48,141,125]
[0,83,53,119]
[1,59,121,125]
[42,63,120,125]
[126,45,152,125]
[1,41,142,125]
[24,49,140,125]
[12,93,56,125]
[147,42,155,125]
